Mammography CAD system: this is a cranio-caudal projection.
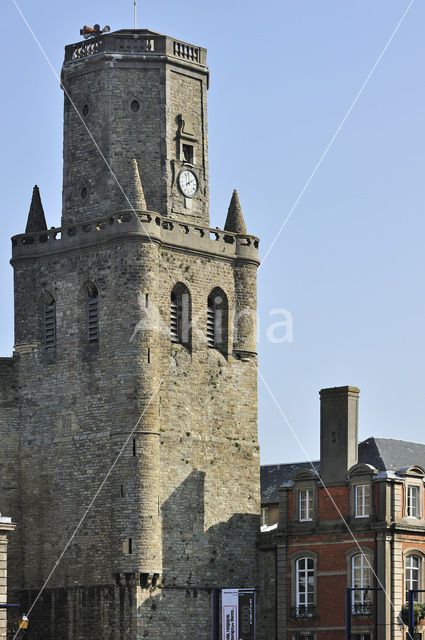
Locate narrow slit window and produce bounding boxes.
[87,285,99,343]
[132,439,136,456]
[44,300,56,350]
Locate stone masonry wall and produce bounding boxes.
[0,360,20,598]
[61,45,209,226]
[167,68,209,222]
[9,227,259,639]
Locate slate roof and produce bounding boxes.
[261,437,425,504]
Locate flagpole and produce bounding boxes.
[134,0,137,28]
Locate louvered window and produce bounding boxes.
[170,292,179,343]
[87,295,99,343]
[44,302,56,349]
[207,289,227,353]
[170,286,190,346]
[207,298,215,348]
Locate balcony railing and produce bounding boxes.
[352,602,373,616]
[291,605,317,619]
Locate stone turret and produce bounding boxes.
[25,186,47,233]
[224,189,247,234]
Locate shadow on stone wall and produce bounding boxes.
[135,469,259,639]
[8,469,259,640]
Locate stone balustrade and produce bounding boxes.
[65,30,207,68]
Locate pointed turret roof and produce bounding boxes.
[127,159,147,210]
[25,185,47,233]
[224,189,246,234]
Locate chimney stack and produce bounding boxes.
[320,386,360,485]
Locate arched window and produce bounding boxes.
[406,555,421,602]
[170,283,190,346]
[295,557,315,617]
[351,554,372,614]
[87,283,99,343]
[43,293,56,350]
[207,288,228,354]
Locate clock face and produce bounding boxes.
[178,170,198,198]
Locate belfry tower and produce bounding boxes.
[5,29,260,639]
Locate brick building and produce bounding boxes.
[0,28,260,639]
[259,386,425,640]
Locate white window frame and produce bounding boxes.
[299,489,313,522]
[351,554,372,614]
[405,555,421,602]
[296,557,315,615]
[407,485,419,518]
[355,484,370,519]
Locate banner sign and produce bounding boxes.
[222,588,256,640]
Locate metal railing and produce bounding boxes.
[291,605,317,619]
[352,602,373,616]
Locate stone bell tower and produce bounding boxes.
[6,28,260,640]
[61,30,210,225]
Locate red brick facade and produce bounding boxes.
[259,388,425,640]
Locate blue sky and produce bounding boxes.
[1,1,424,465]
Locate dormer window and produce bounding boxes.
[292,469,316,523]
[407,485,419,518]
[299,489,313,522]
[348,464,377,520]
[355,485,370,518]
[397,467,425,520]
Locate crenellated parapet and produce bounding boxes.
[11,211,260,264]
